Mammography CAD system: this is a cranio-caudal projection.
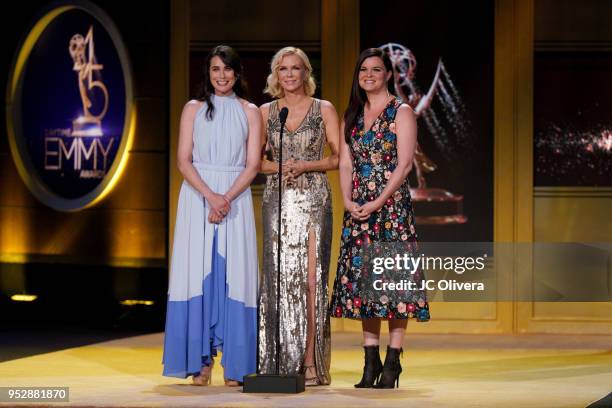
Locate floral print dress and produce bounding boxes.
[329,98,430,321]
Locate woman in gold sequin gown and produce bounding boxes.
[258,47,340,386]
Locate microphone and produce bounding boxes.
[279,107,289,125]
[275,105,288,376]
[244,105,305,392]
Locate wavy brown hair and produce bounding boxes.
[195,45,248,120]
[343,48,395,143]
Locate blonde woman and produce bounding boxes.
[258,47,340,386]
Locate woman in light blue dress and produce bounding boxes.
[162,45,262,386]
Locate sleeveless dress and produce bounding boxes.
[330,98,431,321]
[259,99,332,385]
[163,94,258,381]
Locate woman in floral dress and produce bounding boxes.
[330,48,430,389]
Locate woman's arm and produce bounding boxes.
[259,103,281,175]
[223,102,263,202]
[338,120,364,220]
[176,101,229,220]
[338,120,354,207]
[356,104,417,220]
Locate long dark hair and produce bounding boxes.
[195,45,248,120]
[343,48,395,143]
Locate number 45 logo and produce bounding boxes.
[69,26,109,137]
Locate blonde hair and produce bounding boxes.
[264,47,316,98]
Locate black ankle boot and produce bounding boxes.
[354,345,383,388]
[374,346,402,389]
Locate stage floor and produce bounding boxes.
[0,332,610,407]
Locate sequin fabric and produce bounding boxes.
[259,99,332,384]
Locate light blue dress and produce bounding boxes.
[162,94,258,381]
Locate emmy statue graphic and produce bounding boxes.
[69,26,109,137]
[381,43,467,225]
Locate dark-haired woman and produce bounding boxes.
[163,45,262,386]
[330,48,430,389]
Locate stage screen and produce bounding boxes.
[534,52,612,187]
[360,0,494,242]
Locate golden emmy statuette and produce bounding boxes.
[69,26,109,137]
[381,43,467,225]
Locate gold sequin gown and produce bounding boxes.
[258,99,332,384]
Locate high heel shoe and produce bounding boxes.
[374,346,402,389]
[192,360,214,386]
[354,345,383,388]
[224,379,243,387]
[304,364,320,386]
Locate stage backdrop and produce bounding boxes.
[360,0,494,242]
[0,0,170,321]
[528,0,612,334]
[0,0,168,265]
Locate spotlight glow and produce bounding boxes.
[120,299,154,306]
[11,294,38,302]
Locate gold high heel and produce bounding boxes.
[304,364,320,386]
[192,360,213,386]
[224,379,242,387]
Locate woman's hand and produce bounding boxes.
[208,211,223,224]
[345,200,364,220]
[206,193,230,224]
[355,200,383,221]
[284,159,308,181]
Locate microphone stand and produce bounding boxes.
[243,107,304,393]
[275,109,285,376]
